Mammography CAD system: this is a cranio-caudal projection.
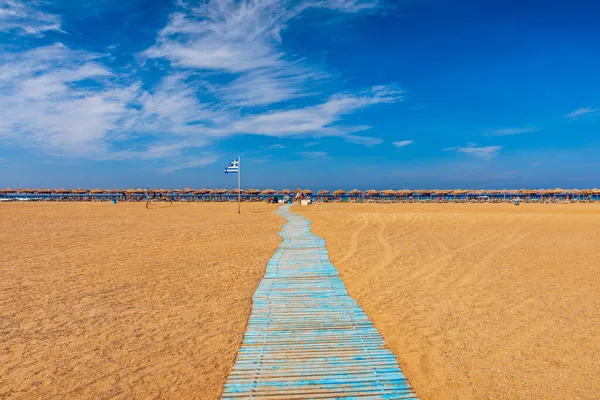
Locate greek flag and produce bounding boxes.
[224,157,239,174]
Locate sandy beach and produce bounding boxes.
[295,203,600,399]
[2,202,600,399]
[0,202,282,399]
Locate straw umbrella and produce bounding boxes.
[347,189,362,201]
[364,189,379,202]
[245,188,260,201]
[332,189,345,200]
[434,190,450,201]
[381,189,396,201]
[278,189,291,195]
[317,189,329,201]
[396,189,412,201]
[261,189,276,195]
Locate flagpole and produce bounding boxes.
[238,155,241,214]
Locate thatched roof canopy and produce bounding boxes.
[396,189,413,196]
[0,188,16,193]
[293,188,303,194]
[365,189,379,197]
[90,188,105,194]
[37,188,52,194]
[72,188,87,194]
[53,188,69,194]
[18,188,35,193]
[246,188,260,195]
[193,188,209,194]
[261,189,276,195]
[332,189,346,196]
[348,189,362,195]
[317,190,330,195]
[302,189,313,195]
[381,189,396,196]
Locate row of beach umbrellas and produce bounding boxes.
[2,188,600,196]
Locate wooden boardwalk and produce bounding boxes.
[221,205,418,399]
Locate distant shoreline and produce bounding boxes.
[1,188,599,203]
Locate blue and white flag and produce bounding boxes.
[224,157,239,174]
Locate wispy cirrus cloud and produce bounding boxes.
[444,143,501,160]
[159,153,221,173]
[393,140,413,147]
[298,151,328,158]
[565,107,599,119]
[1,0,395,172]
[0,0,62,35]
[484,127,538,136]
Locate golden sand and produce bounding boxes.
[0,202,283,399]
[295,203,600,399]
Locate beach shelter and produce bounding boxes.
[332,189,346,200]
[317,190,330,201]
[348,189,362,201]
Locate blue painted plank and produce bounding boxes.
[221,205,418,399]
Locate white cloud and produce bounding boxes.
[159,153,221,173]
[345,135,383,146]
[298,151,328,158]
[485,127,538,136]
[445,143,501,159]
[142,0,384,110]
[222,86,401,138]
[1,0,396,173]
[260,144,287,150]
[0,0,62,35]
[393,140,413,147]
[565,107,599,119]
[0,43,139,154]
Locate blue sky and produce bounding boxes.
[1,0,599,189]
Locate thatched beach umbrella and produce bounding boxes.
[193,188,209,195]
[278,189,291,195]
[293,188,303,195]
[72,188,87,194]
[302,189,313,196]
[317,190,329,200]
[365,189,379,197]
[261,189,276,195]
[332,189,346,198]
[0,188,16,193]
[37,188,52,194]
[382,189,396,199]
